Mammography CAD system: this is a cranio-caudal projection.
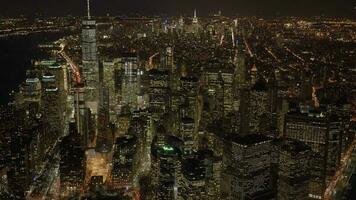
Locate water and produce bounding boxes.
[0,32,72,104]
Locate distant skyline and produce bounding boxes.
[1,0,356,17]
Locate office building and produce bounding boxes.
[82,0,99,109]
[223,134,273,200]
[122,53,141,110]
[284,106,345,199]
[112,135,138,189]
[277,139,311,200]
[59,123,85,198]
[151,140,182,200]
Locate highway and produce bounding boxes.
[58,42,82,84]
[324,139,356,200]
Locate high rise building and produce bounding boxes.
[239,88,250,136]
[192,10,198,24]
[301,70,313,102]
[277,139,311,200]
[180,76,199,120]
[179,117,195,155]
[0,106,14,171]
[204,66,235,116]
[21,77,41,103]
[178,16,185,32]
[59,123,85,198]
[96,106,113,153]
[5,64,66,199]
[148,69,170,119]
[284,106,345,199]
[6,107,30,199]
[187,9,202,33]
[180,150,214,200]
[5,102,43,198]
[41,64,65,152]
[103,59,122,120]
[249,78,269,133]
[82,0,96,62]
[73,84,95,147]
[160,47,174,71]
[235,48,247,90]
[122,53,141,111]
[19,76,45,171]
[112,135,138,189]
[82,0,99,111]
[222,134,273,200]
[151,140,182,200]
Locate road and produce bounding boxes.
[324,139,356,200]
[58,42,82,84]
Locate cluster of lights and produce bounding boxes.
[162,145,174,152]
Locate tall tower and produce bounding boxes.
[82,0,97,62]
[82,0,99,112]
[179,16,184,27]
[193,9,198,24]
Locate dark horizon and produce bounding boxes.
[1,0,356,18]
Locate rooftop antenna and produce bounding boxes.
[87,0,91,19]
[193,9,198,24]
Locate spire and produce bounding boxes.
[193,9,198,24]
[251,64,257,72]
[87,0,91,19]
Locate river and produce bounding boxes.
[0,31,74,104]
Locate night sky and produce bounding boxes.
[1,0,355,17]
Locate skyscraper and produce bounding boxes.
[82,0,99,111]
[188,9,201,33]
[112,135,138,189]
[59,123,85,198]
[249,78,269,133]
[225,134,273,200]
[122,53,140,111]
[151,137,182,200]
[82,0,97,62]
[192,10,198,24]
[180,150,214,200]
[148,68,170,119]
[277,139,311,200]
[6,107,30,199]
[284,106,344,199]
[41,63,65,153]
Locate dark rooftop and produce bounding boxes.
[251,78,268,92]
[232,134,271,146]
[280,139,310,155]
[115,135,137,147]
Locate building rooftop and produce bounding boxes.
[115,135,137,147]
[182,158,205,181]
[251,78,268,91]
[232,134,271,146]
[156,145,181,157]
[280,139,310,155]
[180,76,199,82]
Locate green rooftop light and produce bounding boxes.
[162,145,174,152]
